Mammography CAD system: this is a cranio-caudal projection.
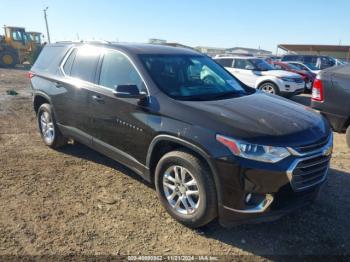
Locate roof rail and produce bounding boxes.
[55,40,111,45]
[85,40,111,45]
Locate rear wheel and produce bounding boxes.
[37,103,67,148]
[155,150,217,228]
[259,82,280,95]
[346,126,350,148]
[0,50,18,68]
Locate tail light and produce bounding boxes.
[311,78,324,102]
[26,72,34,79]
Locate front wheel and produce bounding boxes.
[259,82,280,95]
[155,150,217,228]
[37,103,67,148]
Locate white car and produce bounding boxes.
[287,61,321,75]
[214,57,305,97]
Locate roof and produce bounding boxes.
[279,44,350,53]
[54,41,201,55]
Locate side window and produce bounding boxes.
[234,59,250,69]
[70,46,101,82]
[216,58,233,67]
[63,49,77,75]
[99,50,144,90]
[274,64,282,70]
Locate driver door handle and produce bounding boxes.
[92,95,105,103]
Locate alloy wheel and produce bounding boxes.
[40,111,55,144]
[162,165,200,215]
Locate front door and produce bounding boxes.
[89,49,153,168]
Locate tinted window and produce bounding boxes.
[32,45,71,74]
[70,46,101,82]
[216,58,233,67]
[99,50,144,90]
[63,48,77,75]
[140,55,246,101]
[283,55,298,61]
[234,59,251,69]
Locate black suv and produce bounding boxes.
[30,42,333,228]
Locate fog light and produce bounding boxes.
[245,193,252,204]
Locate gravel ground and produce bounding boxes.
[0,68,349,259]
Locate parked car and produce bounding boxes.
[214,56,304,97]
[311,65,350,147]
[282,55,336,70]
[273,61,316,92]
[287,61,321,75]
[30,42,333,228]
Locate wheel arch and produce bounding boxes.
[33,92,52,114]
[256,79,279,90]
[146,134,223,205]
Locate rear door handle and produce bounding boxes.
[54,82,63,88]
[92,95,105,103]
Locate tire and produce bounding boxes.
[259,82,280,95]
[0,50,18,68]
[346,126,350,148]
[155,150,217,228]
[37,103,67,148]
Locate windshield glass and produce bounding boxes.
[286,63,301,70]
[249,59,275,71]
[140,55,248,101]
[304,63,319,70]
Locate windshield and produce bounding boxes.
[249,59,275,71]
[304,63,319,70]
[140,55,248,101]
[286,63,301,71]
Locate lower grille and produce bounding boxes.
[289,155,331,191]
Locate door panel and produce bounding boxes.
[89,49,153,165]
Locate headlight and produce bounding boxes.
[279,77,295,82]
[216,135,291,163]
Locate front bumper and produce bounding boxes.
[215,134,333,227]
[278,80,305,94]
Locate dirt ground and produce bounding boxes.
[0,68,349,259]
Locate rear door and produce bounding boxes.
[58,45,102,144]
[232,59,257,87]
[89,49,153,165]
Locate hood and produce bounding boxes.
[261,70,301,78]
[180,93,329,147]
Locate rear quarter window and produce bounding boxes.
[32,44,71,74]
[70,46,101,82]
[215,58,233,67]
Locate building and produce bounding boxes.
[225,47,272,57]
[195,46,227,57]
[278,44,350,61]
[148,38,167,44]
[195,46,272,57]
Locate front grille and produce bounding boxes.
[293,136,330,154]
[290,155,330,191]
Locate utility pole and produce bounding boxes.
[43,7,51,44]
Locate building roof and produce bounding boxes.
[226,47,271,53]
[278,44,350,53]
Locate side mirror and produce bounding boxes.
[113,85,147,99]
[245,65,254,70]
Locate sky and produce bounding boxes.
[1,0,350,53]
